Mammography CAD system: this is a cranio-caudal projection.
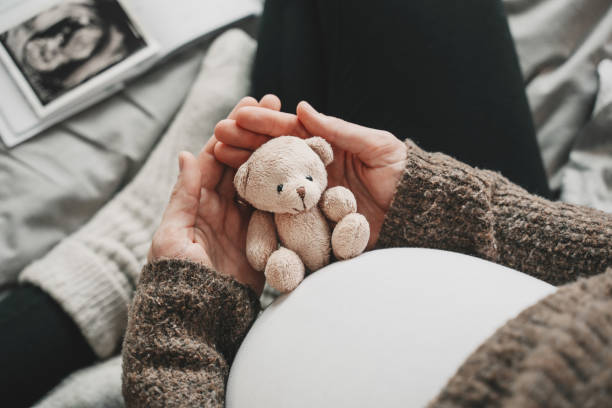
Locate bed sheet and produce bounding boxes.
[505,0,612,210]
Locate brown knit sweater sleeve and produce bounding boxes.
[377,140,612,285]
[121,259,260,408]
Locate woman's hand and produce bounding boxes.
[147,95,282,295]
[214,99,407,248]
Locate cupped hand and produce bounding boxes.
[214,99,408,248]
[147,95,283,295]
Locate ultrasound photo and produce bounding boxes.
[0,0,147,106]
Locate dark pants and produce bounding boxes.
[252,0,551,197]
[0,285,96,408]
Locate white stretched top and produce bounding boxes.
[227,248,556,408]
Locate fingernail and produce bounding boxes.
[178,152,185,171]
[300,100,317,113]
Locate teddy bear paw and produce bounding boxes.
[332,213,370,260]
[265,247,306,293]
[320,186,357,222]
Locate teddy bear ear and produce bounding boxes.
[234,162,250,198]
[305,136,333,166]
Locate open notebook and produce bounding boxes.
[0,0,261,147]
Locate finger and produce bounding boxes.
[259,94,281,111]
[228,96,258,120]
[198,96,260,186]
[215,119,271,151]
[160,151,202,230]
[297,101,396,157]
[214,142,252,169]
[198,136,225,190]
[236,106,310,139]
[218,167,238,198]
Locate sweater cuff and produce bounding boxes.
[376,140,500,260]
[138,259,261,362]
[20,239,133,358]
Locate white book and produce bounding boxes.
[0,0,262,147]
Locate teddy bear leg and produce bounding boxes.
[265,247,306,293]
[332,213,370,260]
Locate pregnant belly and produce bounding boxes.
[227,248,556,408]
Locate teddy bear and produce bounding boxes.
[234,135,370,293]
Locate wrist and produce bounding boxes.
[235,273,264,297]
[225,264,264,297]
[206,255,264,297]
[368,141,410,248]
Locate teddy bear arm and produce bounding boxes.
[246,210,278,271]
[320,186,357,222]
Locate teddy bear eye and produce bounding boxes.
[277,184,283,193]
[306,175,313,181]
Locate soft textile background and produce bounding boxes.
[0,47,206,285]
[505,0,612,208]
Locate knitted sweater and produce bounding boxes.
[122,140,612,407]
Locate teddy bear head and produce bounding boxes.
[234,135,333,214]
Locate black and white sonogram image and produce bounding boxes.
[0,0,147,105]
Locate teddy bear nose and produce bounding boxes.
[296,186,306,199]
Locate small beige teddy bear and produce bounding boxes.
[234,135,370,293]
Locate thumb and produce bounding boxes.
[160,151,202,230]
[297,101,394,157]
